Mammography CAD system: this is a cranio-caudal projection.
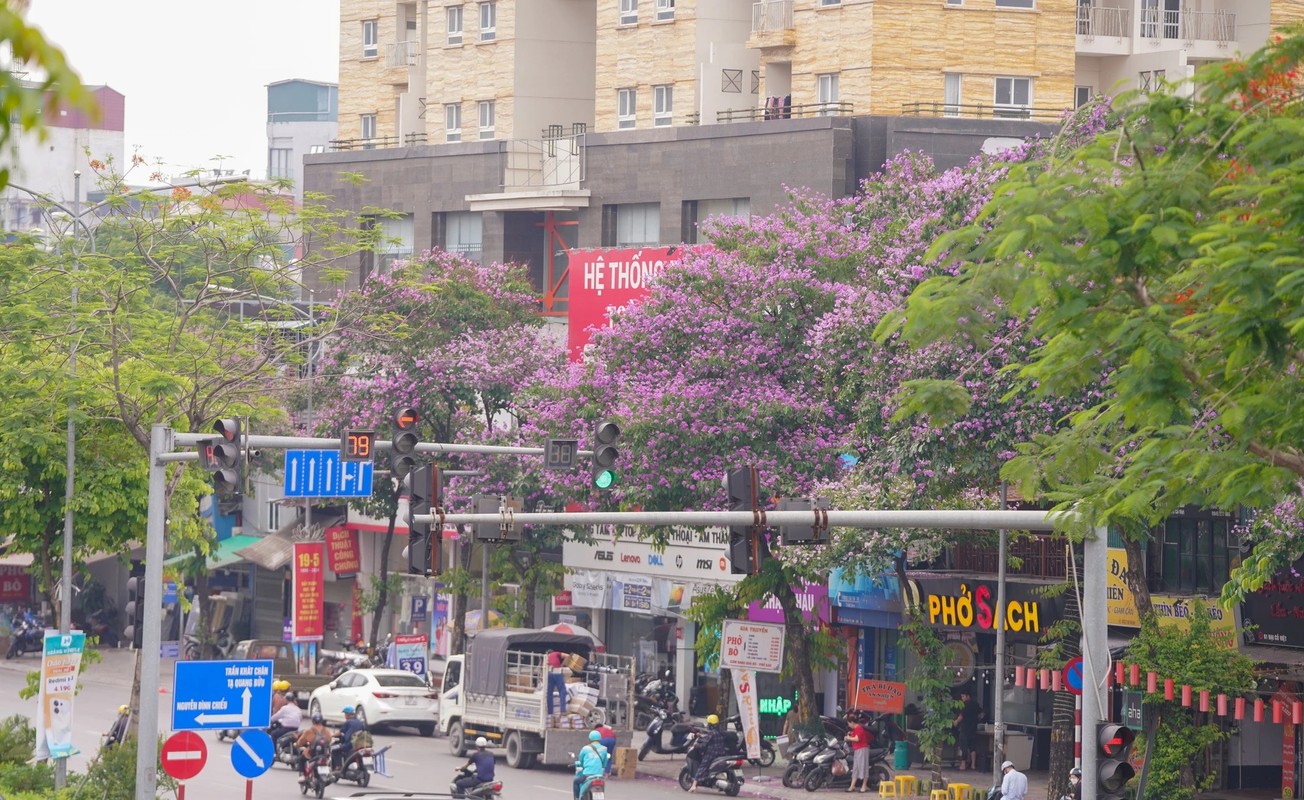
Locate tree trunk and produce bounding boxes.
[369,507,398,648]
[1121,535,1153,617]
[773,579,821,729]
[1046,557,1083,800]
[716,667,734,719]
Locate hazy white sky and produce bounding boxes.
[26,0,340,180]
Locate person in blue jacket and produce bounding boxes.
[573,730,610,800]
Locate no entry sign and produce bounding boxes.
[161,731,207,781]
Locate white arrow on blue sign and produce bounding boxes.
[231,729,275,779]
[171,659,274,731]
[284,449,374,498]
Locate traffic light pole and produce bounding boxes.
[135,425,173,800]
[1081,526,1110,800]
[410,508,1067,530]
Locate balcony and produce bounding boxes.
[467,126,591,213]
[328,133,428,151]
[694,99,852,124]
[901,102,1068,122]
[1077,4,1130,38]
[1140,8,1236,43]
[386,40,421,68]
[951,536,1068,581]
[749,0,796,50]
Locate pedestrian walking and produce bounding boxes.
[1000,760,1029,800]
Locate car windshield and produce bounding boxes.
[374,673,427,688]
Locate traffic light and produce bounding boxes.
[210,418,243,504]
[404,463,441,576]
[725,467,762,575]
[1097,723,1137,799]
[123,575,145,650]
[391,407,420,479]
[591,419,620,489]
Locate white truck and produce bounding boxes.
[439,628,635,768]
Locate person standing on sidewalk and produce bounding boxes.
[1000,760,1029,800]
[845,711,874,793]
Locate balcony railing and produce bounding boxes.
[752,0,794,32]
[1076,4,1130,38]
[385,40,421,68]
[501,130,586,189]
[902,101,1068,122]
[951,536,1068,580]
[328,133,428,151]
[1140,8,1236,42]
[712,99,853,123]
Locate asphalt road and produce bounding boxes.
[0,647,686,800]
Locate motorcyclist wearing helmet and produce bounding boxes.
[455,737,496,797]
[689,714,728,793]
[295,714,331,784]
[573,730,610,800]
[270,679,292,714]
[332,706,367,770]
[1065,767,1082,800]
[105,704,130,747]
[267,686,302,744]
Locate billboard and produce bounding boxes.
[566,246,680,360]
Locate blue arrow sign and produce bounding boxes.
[231,729,275,779]
[284,450,374,498]
[171,659,274,731]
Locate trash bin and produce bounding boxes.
[893,740,910,770]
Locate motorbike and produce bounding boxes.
[87,607,120,648]
[678,737,745,797]
[639,708,698,760]
[183,628,233,661]
[331,733,374,787]
[572,766,606,800]
[299,740,335,799]
[781,733,832,788]
[274,729,302,770]
[218,694,298,742]
[802,737,892,792]
[5,612,43,659]
[99,707,130,751]
[451,765,503,800]
[724,714,776,767]
[634,668,679,727]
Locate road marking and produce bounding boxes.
[387,758,416,765]
[534,787,570,794]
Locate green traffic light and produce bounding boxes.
[594,469,617,489]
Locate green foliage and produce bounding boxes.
[0,715,35,764]
[355,573,405,616]
[901,615,959,783]
[0,762,54,793]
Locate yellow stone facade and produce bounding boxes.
[594,0,702,130]
[426,2,517,141]
[339,0,410,141]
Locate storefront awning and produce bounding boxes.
[235,516,344,571]
[0,551,34,567]
[1242,644,1304,673]
[164,534,262,569]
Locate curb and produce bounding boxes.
[635,768,796,800]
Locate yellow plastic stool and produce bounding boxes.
[947,783,972,800]
[877,781,897,797]
[895,775,920,797]
[929,790,950,800]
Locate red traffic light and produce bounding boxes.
[213,418,241,443]
[1098,723,1135,757]
[394,407,420,431]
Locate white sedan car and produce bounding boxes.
[308,668,438,736]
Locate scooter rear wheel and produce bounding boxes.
[638,737,654,761]
[678,767,694,792]
[725,777,742,797]
[803,769,827,792]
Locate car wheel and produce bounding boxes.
[506,731,530,769]
[354,706,367,727]
[309,699,322,719]
[449,721,468,757]
[678,767,694,792]
[419,722,436,737]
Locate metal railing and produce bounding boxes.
[1140,8,1236,41]
[1076,4,1130,38]
[952,536,1068,580]
[752,0,793,32]
[902,101,1068,122]
[501,132,585,189]
[716,100,853,123]
[328,132,428,151]
[385,40,421,68]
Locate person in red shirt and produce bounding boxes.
[844,711,874,793]
[593,722,617,773]
[546,651,569,717]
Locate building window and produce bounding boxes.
[751,69,760,94]
[722,69,743,93]
[995,0,1035,7]
[442,211,484,263]
[618,88,637,129]
[362,19,379,58]
[994,77,1032,117]
[1152,510,1235,594]
[816,73,840,116]
[478,100,495,139]
[620,0,638,25]
[480,2,496,41]
[447,6,463,45]
[685,197,750,241]
[266,501,282,532]
[360,113,377,141]
[268,147,293,180]
[943,73,962,117]
[376,213,414,272]
[606,203,660,247]
[819,0,841,5]
[445,103,462,142]
[656,0,674,21]
[1074,85,1093,107]
[653,85,673,126]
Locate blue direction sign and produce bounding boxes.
[171,659,274,731]
[231,729,275,779]
[284,449,375,498]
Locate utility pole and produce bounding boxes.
[991,484,1010,789]
[1080,526,1110,800]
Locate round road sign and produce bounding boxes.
[161,731,207,781]
[1063,656,1085,696]
[231,729,275,779]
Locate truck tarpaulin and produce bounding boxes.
[464,628,595,697]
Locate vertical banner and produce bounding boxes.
[292,542,325,642]
[433,595,450,657]
[324,527,361,576]
[35,630,86,760]
[732,667,762,760]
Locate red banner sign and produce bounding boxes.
[325,527,361,575]
[566,246,680,361]
[292,542,325,642]
[849,679,907,714]
[0,566,31,602]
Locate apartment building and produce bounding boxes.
[266,79,338,202]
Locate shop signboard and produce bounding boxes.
[325,526,361,576]
[721,619,785,673]
[32,630,85,760]
[562,526,743,583]
[748,582,829,624]
[291,542,325,642]
[1107,548,1239,648]
[566,571,608,609]
[0,565,31,602]
[829,569,903,612]
[910,576,1062,643]
[611,575,653,615]
[1241,557,1304,649]
[393,633,428,677]
[849,679,907,714]
[732,668,762,760]
[566,246,681,361]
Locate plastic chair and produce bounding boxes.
[929,790,950,800]
[895,775,920,797]
[877,781,897,797]
[947,783,972,800]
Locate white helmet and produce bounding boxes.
[475,737,489,748]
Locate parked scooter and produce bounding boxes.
[781,733,832,788]
[5,611,43,659]
[639,707,698,760]
[802,737,893,792]
[87,607,120,648]
[451,765,503,800]
[183,627,233,661]
[678,739,745,796]
[634,668,679,728]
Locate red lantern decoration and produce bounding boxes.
[1052,670,1062,692]
[1200,689,1210,712]
[1234,697,1245,721]
[1129,663,1141,686]
[1254,699,1264,722]
[1040,669,1051,690]
[1293,701,1302,725]
[1164,678,1174,701]
[1146,671,1157,693]
[1182,684,1193,707]
[1115,662,1125,684]
[1015,666,1025,686]
[1025,667,1036,690]
[1217,694,1227,716]
[1274,700,1283,724]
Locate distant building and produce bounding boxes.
[266,78,339,202]
[1,84,125,233]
